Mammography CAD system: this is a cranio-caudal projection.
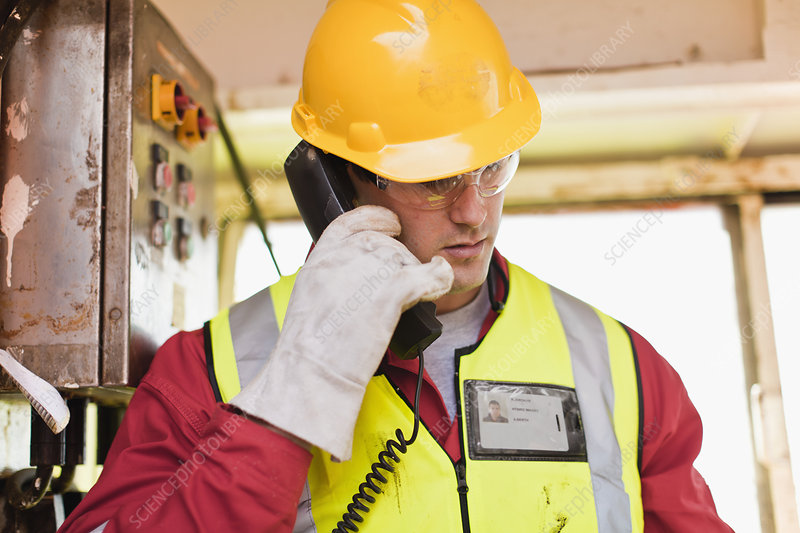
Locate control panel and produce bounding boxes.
[114,1,219,387]
[0,0,219,396]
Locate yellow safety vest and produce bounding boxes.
[204,262,645,532]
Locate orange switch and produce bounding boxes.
[177,104,215,149]
[151,74,191,129]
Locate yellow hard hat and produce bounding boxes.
[291,0,541,183]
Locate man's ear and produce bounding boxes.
[345,163,364,207]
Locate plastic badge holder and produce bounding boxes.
[464,380,587,462]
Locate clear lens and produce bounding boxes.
[378,151,519,210]
[478,151,519,197]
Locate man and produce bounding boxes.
[61,0,734,531]
[483,400,508,423]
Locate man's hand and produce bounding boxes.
[230,206,454,460]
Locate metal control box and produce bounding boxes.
[0,0,218,400]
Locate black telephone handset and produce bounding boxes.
[284,140,443,359]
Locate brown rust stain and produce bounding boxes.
[1,295,95,339]
[45,302,93,334]
[69,185,99,230]
[86,132,99,181]
[1,316,42,339]
[88,234,99,266]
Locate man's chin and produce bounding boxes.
[447,268,490,296]
[449,254,492,289]
[433,263,490,312]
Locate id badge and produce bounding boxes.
[464,380,587,461]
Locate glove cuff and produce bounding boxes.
[229,353,366,461]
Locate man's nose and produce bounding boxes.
[448,184,487,227]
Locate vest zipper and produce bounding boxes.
[454,344,472,533]
[455,459,471,531]
[456,461,468,494]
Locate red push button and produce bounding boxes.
[179,181,196,207]
[154,162,173,193]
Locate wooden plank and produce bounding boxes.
[724,195,800,533]
[216,219,247,310]
[504,155,800,208]
[212,154,800,221]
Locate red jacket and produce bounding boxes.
[59,254,733,532]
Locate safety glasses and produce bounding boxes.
[370,151,520,210]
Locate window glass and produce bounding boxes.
[762,204,800,515]
[233,221,310,302]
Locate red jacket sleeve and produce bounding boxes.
[628,326,734,532]
[58,329,312,533]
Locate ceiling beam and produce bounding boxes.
[503,154,800,210]
[212,154,800,221]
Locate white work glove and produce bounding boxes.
[230,205,454,461]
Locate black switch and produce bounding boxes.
[176,217,192,236]
[151,143,169,163]
[176,163,192,182]
[151,200,169,220]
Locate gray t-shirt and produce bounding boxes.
[424,283,491,420]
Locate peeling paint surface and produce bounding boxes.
[0,398,31,474]
[21,28,41,45]
[0,0,108,386]
[5,97,29,141]
[0,175,31,287]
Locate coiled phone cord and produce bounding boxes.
[332,349,425,533]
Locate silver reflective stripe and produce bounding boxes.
[550,286,632,533]
[228,287,313,530]
[228,287,280,390]
[293,481,318,532]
